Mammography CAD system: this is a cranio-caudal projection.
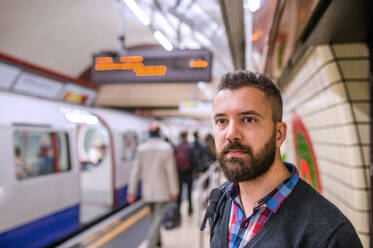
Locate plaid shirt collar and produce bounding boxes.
[226,162,299,213]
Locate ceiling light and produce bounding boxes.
[194,32,210,47]
[153,31,174,51]
[245,0,261,12]
[60,108,99,125]
[123,0,150,26]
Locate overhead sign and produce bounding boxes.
[59,83,97,106]
[92,49,212,83]
[179,100,212,115]
[0,62,20,90]
[13,72,63,99]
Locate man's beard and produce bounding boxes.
[217,129,277,183]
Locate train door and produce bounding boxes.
[77,116,114,224]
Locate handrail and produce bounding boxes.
[194,161,225,248]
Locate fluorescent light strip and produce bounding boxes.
[245,0,261,12]
[123,0,150,26]
[153,31,173,51]
[194,32,210,47]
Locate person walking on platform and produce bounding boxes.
[174,131,193,216]
[127,123,179,248]
[190,131,205,176]
[201,70,362,248]
[201,133,216,172]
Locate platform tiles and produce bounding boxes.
[57,200,210,248]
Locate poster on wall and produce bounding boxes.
[292,112,322,192]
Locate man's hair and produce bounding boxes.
[180,131,188,140]
[218,70,283,122]
[193,131,199,140]
[149,122,160,137]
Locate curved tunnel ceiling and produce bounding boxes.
[0,0,157,78]
[0,0,234,80]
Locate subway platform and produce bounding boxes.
[57,198,209,248]
[57,164,223,248]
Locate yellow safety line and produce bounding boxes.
[87,207,149,248]
[81,220,121,245]
[81,232,102,245]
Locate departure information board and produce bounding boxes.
[92,49,212,83]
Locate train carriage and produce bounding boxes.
[0,91,151,247]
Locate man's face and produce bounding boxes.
[213,86,278,182]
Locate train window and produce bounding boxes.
[121,132,138,161]
[13,131,71,180]
[81,127,108,170]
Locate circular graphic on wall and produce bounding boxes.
[292,112,322,192]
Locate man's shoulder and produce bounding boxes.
[269,179,363,247]
[292,180,337,208]
[286,179,352,227]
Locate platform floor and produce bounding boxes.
[63,199,210,248]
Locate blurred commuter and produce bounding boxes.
[199,134,217,189]
[163,136,171,144]
[163,136,175,151]
[88,140,106,165]
[127,123,179,248]
[201,70,362,247]
[201,133,216,172]
[37,140,54,175]
[174,131,193,215]
[14,146,32,179]
[190,131,205,175]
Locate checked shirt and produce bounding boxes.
[227,162,299,248]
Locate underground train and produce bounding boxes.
[0,91,203,248]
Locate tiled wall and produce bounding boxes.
[281,43,370,247]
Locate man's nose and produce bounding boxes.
[226,120,242,142]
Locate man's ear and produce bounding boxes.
[276,122,287,147]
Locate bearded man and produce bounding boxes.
[201,70,362,248]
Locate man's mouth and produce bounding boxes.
[226,149,248,157]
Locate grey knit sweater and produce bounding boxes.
[206,179,363,248]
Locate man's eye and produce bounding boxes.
[216,119,227,125]
[243,117,256,123]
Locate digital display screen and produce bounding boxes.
[91,49,212,83]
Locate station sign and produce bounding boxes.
[60,83,97,106]
[0,62,20,90]
[179,100,212,115]
[13,72,63,100]
[92,49,212,83]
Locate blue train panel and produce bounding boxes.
[0,204,80,248]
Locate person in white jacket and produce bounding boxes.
[127,123,179,248]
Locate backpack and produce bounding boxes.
[174,143,191,172]
[200,182,230,237]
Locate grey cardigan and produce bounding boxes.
[205,179,363,248]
